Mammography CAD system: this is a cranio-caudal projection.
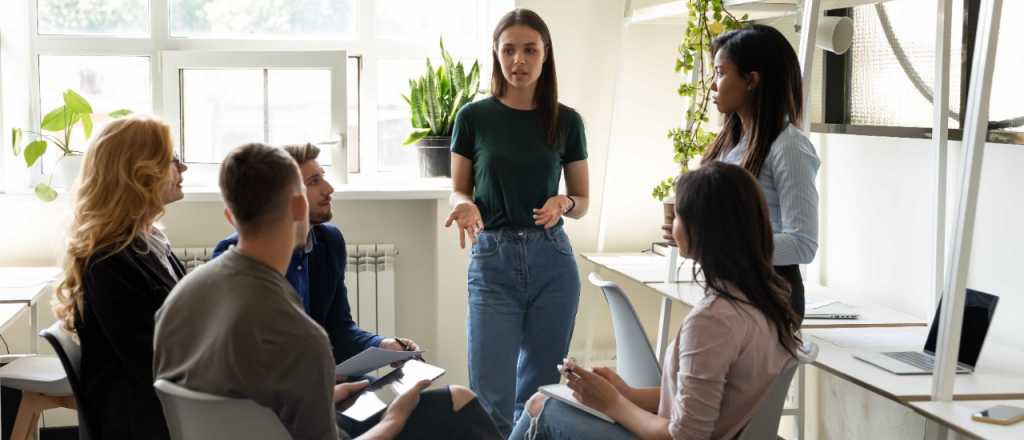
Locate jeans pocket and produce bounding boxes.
[549,231,574,256]
[471,232,499,258]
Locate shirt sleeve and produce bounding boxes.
[668,306,743,440]
[450,104,475,160]
[561,109,588,164]
[769,134,820,265]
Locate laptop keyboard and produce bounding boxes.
[883,351,936,371]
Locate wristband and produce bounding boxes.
[565,195,576,214]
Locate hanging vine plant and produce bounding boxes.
[652,0,746,201]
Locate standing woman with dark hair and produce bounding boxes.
[444,8,590,436]
[702,24,820,319]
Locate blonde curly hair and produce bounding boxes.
[53,116,175,335]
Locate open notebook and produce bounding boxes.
[538,384,615,424]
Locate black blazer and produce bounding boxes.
[76,242,184,440]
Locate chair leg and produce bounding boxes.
[10,392,44,440]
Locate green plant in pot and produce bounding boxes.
[654,0,745,244]
[401,37,480,178]
[12,89,131,202]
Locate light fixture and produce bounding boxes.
[816,16,854,55]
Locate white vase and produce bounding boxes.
[52,154,84,189]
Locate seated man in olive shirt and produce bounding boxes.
[154,143,500,440]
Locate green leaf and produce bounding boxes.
[402,128,432,146]
[24,140,47,167]
[34,183,58,202]
[11,128,21,156]
[109,109,132,118]
[63,89,93,114]
[41,106,70,131]
[81,113,93,140]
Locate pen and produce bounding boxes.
[395,338,424,362]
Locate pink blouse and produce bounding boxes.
[657,290,794,439]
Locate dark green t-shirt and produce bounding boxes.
[451,97,587,230]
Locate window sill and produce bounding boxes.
[180,177,452,202]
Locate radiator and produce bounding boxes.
[172,244,398,337]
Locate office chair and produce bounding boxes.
[154,379,291,440]
[588,272,662,387]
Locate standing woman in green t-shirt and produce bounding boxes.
[445,8,590,436]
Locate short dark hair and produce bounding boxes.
[282,142,321,167]
[219,143,302,235]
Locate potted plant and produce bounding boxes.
[12,89,131,201]
[401,38,480,178]
[653,0,745,244]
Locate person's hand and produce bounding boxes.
[565,366,624,414]
[382,379,430,425]
[380,337,420,352]
[333,380,369,402]
[444,201,484,249]
[533,196,570,229]
[592,366,635,403]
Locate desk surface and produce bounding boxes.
[0,267,61,304]
[805,327,1024,403]
[910,400,1024,440]
[644,282,928,329]
[582,253,695,283]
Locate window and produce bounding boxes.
[18,0,512,190]
[822,0,1024,143]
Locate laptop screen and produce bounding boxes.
[923,289,999,368]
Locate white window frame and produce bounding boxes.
[161,50,348,185]
[11,0,508,191]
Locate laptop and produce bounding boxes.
[854,289,999,375]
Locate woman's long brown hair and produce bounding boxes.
[53,116,175,335]
[700,24,803,177]
[675,162,801,355]
[491,8,563,149]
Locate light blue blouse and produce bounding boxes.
[719,125,820,265]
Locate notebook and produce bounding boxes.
[538,384,615,424]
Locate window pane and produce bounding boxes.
[38,56,151,151]
[170,0,355,38]
[376,59,422,172]
[990,0,1024,135]
[848,1,963,128]
[267,69,333,166]
[38,0,149,35]
[181,70,263,164]
[375,0,478,41]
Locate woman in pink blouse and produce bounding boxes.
[509,161,802,440]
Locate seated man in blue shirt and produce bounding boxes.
[212,142,419,363]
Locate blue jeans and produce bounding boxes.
[509,399,638,440]
[467,226,581,436]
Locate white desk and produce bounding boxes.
[582,253,694,283]
[0,267,61,353]
[910,400,1024,440]
[806,328,1024,402]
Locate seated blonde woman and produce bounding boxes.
[510,162,804,440]
[53,116,187,440]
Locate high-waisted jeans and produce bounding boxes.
[467,225,581,436]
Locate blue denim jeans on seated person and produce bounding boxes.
[508,399,638,440]
[467,225,581,437]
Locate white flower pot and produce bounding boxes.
[52,154,84,189]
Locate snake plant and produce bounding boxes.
[401,38,480,145]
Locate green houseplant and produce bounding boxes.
[653,1,745,244]
[401,38,480,178]
[652,0,746,202]
[12,89,130,201]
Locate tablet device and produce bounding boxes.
[337,360,445,422]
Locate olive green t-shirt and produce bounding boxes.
[450,97,587,230]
